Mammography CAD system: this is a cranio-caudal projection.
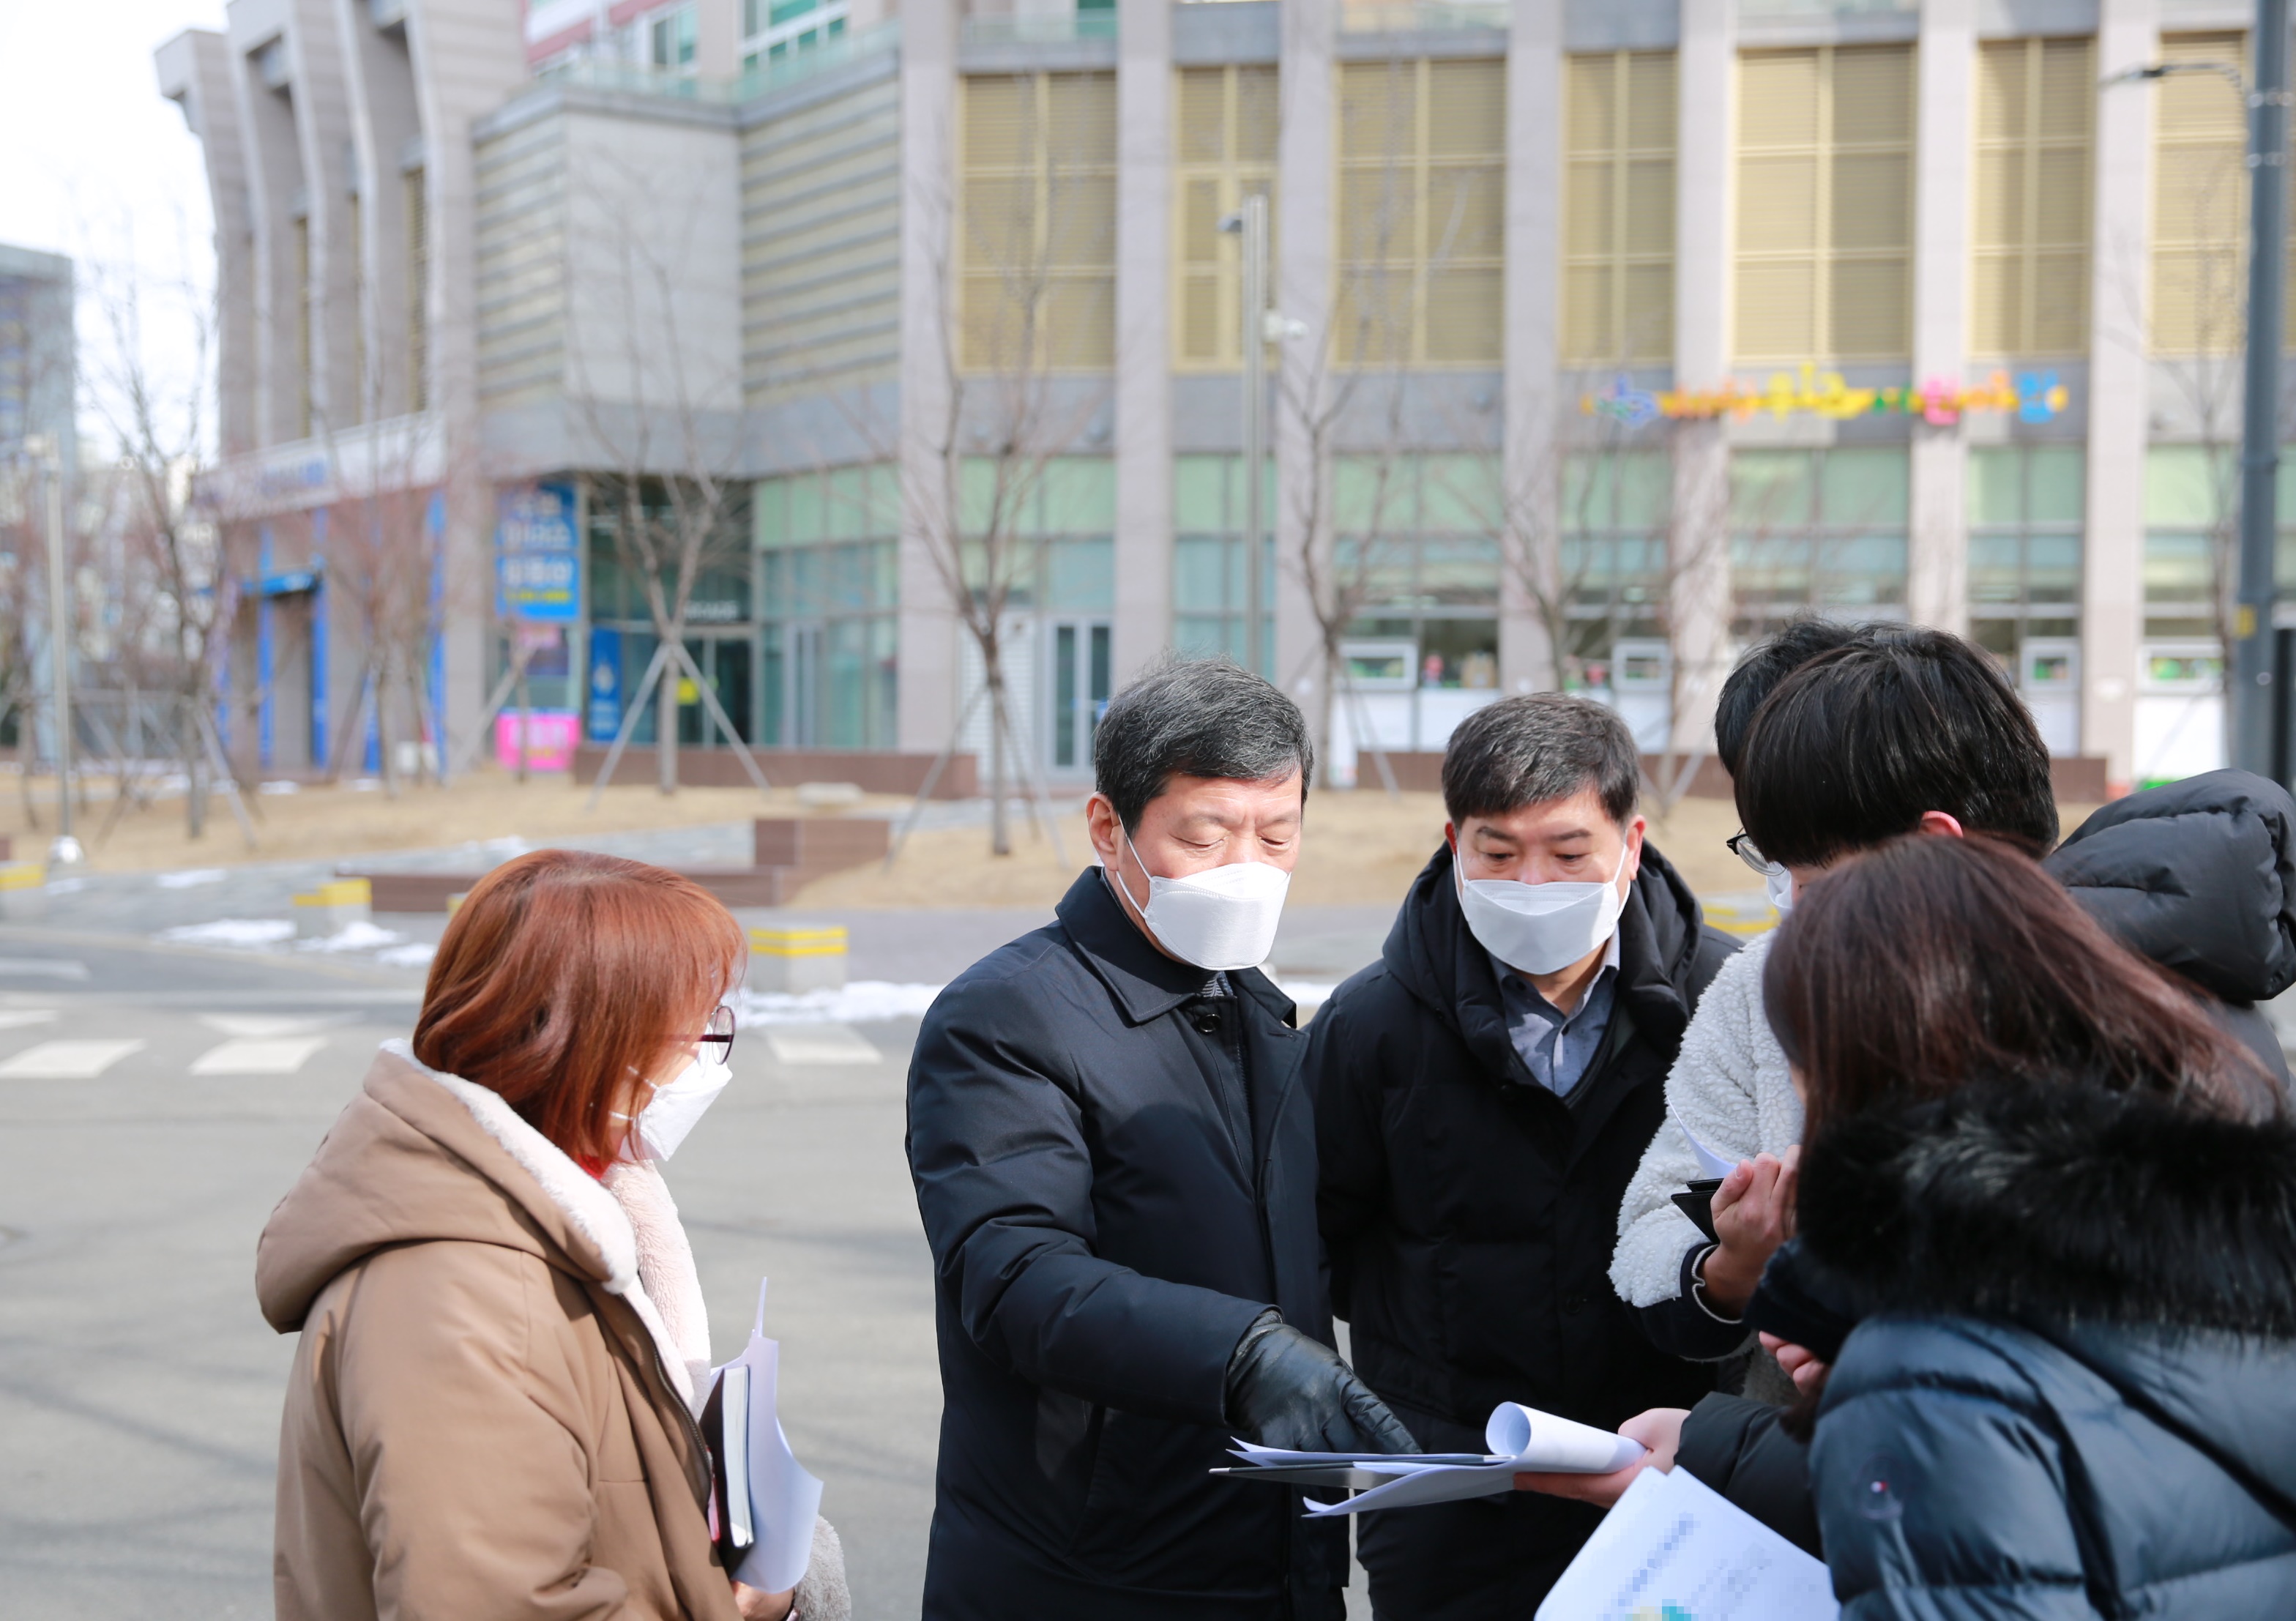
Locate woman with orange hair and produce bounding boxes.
[256,849,847,1621]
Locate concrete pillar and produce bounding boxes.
[1501,0,1562,694]
[696,0,741,79]
[335,0,425,422]
[403,0,530,757]
[1669,0,1734,753]
[1907,0,1974,634]
[1274,0,1336,745]
[896,0,962,754]
[229,20,307,447]
[286,1,361,439]
[1112,0,1174,687]
[157,30,260,456]
[2084,0,2157,791]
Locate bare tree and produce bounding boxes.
[85,255,261,843]
[566,147,762,801]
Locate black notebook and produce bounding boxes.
[699,1363,755,1563]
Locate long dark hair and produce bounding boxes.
[1764,832,2279,1136]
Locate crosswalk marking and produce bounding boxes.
[198,1013,328,1038]
[189,1035,330,1076]
[0,1039,147,1080]
[762,1023,881,1066]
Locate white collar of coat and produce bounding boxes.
[378,1037,699,1409]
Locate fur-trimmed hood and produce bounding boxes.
[1800,1078,2296,1339]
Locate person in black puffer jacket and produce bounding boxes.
[1772,832,2296,1615]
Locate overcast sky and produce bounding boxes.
[0,1,228,457]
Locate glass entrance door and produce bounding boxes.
[1046,617,1111,778]
[676,634,756,746]
[784,622,823,748]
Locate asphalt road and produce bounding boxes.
[0,934,941,1620]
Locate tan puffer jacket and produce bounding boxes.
[258,1044,771,1621]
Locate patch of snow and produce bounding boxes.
[44,877,86,894]
[734,980,944,1025]
[374,943,437,968]
[297,920,405,954]
[347,778,382,792]
[259,780,302,796]
[155,868,228,889]
[160,918,297,947]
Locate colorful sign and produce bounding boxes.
[1581,364,2073,429]
[493,709,581,772]
[496,481,581,622]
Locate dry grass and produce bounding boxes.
[0,767,914,873]
[791,789,1781,910]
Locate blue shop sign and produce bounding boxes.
[588,627,624,742]
[496,480,580,623]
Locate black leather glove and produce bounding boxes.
[1223,1310,1418,1456]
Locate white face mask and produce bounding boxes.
[1453,851,1628,976]
[1764,865,1796,914]
[622,1057,731,1163]
[1114,828,1291,972]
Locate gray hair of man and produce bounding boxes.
[1440,693,1641,829]
[1093,658,1315,832]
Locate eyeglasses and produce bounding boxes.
[1726,830,1787,879]
[683,1005,736,1069]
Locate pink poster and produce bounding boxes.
[494,709,580,772]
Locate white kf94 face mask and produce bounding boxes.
[1116,829,1291,972]
[1453,854,1628,976]
[1764,864,1796,914]
[622,1057,731,1163]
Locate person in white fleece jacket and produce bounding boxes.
[1609,624,2062,1393]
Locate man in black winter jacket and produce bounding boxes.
[908,660,1412,1621]
[1311,694,1737,1615]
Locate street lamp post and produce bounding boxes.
[2235,0,2291,776]
[23,435,78,865]
[1218,193,1270,677]
[2108,24,2292,778]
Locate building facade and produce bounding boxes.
[161,0,2296,792]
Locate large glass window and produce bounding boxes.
[1336,56,1506,365]
[1729,447,1909,632]
[1562,51,1676,366]
[1173,454,1276,668]
[1173,66,1278,369]
[960,73,1118,372]
[1734,45,1915,365]
[1971,37,2092,358]
[1968,444,2083,660]
[1559,449,1671,680]
[1335,452,1502,686]
[742,0,848,72]
[754,466,899,749]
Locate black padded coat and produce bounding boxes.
[905,868,1346,1621]
[1803,1081,2296,1617]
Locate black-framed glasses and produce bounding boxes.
[1726,830,1786,879]
[684,1005,736,1069]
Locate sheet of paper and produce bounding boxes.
[715,1280,825,1595]
[1535,1465,1838,1621]
[1675,1111,1743,1181]
[1223,1402,1646,1518]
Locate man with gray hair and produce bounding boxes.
[1309,693,1735,1615]
[908,659,1410,1621]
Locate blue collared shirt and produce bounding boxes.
[1490,930,1622,1097]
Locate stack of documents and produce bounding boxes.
[1535,1464,1838,1620]
[1212,1401,1645,1515]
